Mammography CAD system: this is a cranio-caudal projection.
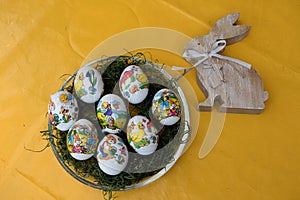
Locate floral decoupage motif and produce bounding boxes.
[119,65,149,104]
[75,70,98,96]
[74,66,104,103]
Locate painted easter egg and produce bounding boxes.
[127,115,158,155]
[74,66,104,103]
[119,65,149,104]
[151,89,181,126]
[97,134,128,175]
[66,119,99,160]
[96,94,127,133]
[48,91,79,131]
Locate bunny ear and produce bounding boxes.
[219,12,240,25]
[210,12,250,45]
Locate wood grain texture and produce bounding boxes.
[183,12,268,114]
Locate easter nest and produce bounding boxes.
[48,54,190,194]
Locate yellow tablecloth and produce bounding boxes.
[0,0,299,199]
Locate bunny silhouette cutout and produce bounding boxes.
[183,12,268,114]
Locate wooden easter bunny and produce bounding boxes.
[175,13,268,114]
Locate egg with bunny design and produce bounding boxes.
[97,134,128,175]
[66,119,99,160]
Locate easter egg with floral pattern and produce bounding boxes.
[119,65,149,104]
[74,66,104,103]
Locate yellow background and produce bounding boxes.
[0,0,299,199]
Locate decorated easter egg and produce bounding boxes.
[48,91,79,131]
[66,119,99,160]
[127,115,158,155]
[97,134,128,175]
[119,65,149,104]
[74,66,104,103]
[96,94,127,133]
[151,89,181,126]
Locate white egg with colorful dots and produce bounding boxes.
[74,66,104,103]
[119,65,149,104]
[48,91,79,131]
[97,134,128,176]
[127,115,158,155]
[151,89,181,126]
[66,119,99,160]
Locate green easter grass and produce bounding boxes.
[48,54,185,199]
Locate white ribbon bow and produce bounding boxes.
[172,40,251,71]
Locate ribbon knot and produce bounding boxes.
[172,39,251,71]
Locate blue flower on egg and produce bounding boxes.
[86,69,97,95]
